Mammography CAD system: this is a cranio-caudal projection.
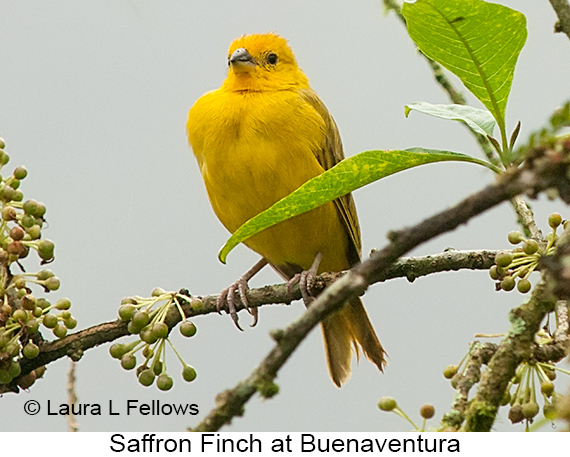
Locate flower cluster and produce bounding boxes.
[490,213,563,293]
[109,288,197,391]
[0,136,75,389]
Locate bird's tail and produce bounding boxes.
[321,296,386,387]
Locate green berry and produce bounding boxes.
[9,179,20,190]
[420,404,435,419]
[157,374,173,391]
[6,342,20,357]
[489,265,500,280]
[450,373,461,389]
[109,343,126,359]
[443,365,458,379]
[42,313,58,329]
[140,328,158,345]
[0,369,12,385]
[501,276,515,291]
[127,320,143,334]
[26,225,41,239]
[55,298,71,310]
[517,278,531,294]
[44,276,60,291]
[180,320,197,337]
[378,397,397,411]
[543,403,557,420]
[151,287,166,297]
[53,323,67,338]
[36,298,50,309]
[151,322,169,339]
[38,240,55,261]
[1,205,17,220]
[182,365,197,382]
[13,166,27,180]
[118,304,136,321]
[507,231,524,245]
[25,319,39,334]
[132,311,150,328]
[522,401,539,419]
[0,150,9,166]
[152,360,163,376]
[138,369,155,387]
[495,251,513,268]
[12,275,26,289]
[0,138,5,148]
[8,361,21,378]
[36,270,54,281]
[121,354,137,370]
[64,317,77,329]
[142,346,154,359]
[22,199,39,216]
[13,309,28,322]
[541,380,555,396]
[522,240,539,255]
[20,214,34,228]
[548,213,562,229]
[544,365,557,381]
[23,341,40,359]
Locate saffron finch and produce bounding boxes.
[187,33,386,386]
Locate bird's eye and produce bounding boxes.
[267,53,278,65]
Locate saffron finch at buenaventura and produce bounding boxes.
[187,33,386,386]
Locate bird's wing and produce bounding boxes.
[298,88,362,264]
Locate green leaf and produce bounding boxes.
[218,148,499,263]
[405,102,496,136]
[402,0,527,135]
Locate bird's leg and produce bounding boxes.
[217,258,268,330]
[287,252,323,306]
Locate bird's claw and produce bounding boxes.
[217,276,258,330]
[287,270,316,306]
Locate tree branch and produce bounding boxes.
[192,140,570,431]
[549,0,570,41]
[1,249,498,394]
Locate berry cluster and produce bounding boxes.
[502,361,568,428]
[490,213,563,293]
[109,288,197,391]
[444,339,569,430]
[0,136,75,389]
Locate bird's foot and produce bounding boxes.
[286,252,323,307]
[217,258,268,330]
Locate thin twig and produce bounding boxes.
[549,0,570,41]
[441,342,496,430]
[67,361,79,432]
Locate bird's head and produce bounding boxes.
[223,33,309,92]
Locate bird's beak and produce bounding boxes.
[229,48,257,70]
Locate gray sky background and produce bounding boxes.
[0,0,569,432]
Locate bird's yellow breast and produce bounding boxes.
[187,87,350,273]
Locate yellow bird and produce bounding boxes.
[187,33,386,386]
